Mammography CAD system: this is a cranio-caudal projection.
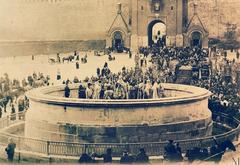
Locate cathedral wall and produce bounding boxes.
[136,0,178,37]
[131,0,182,48]
[0,0,239,48]
[0,0,130,41]
[188,0,240,40]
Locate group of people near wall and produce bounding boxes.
[64,62,165,100]
[138,45,210,81]
[78,140,182,164]
[79,148,149,164]
[2,46,240,162]
[62,46,240,103]
[208,73,240,119]
[0,72,49,119]
[63,46,211,100]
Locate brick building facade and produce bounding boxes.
[0,0,238,52]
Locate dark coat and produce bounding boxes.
[64,86,70,98]
[78,85,86,99]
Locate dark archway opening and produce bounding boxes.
[148,20,166,47]
[112,31,124,53]
[191,31,202,48]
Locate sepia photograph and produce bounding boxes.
[0,0,239,164]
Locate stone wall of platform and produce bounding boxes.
[25,83,212,143]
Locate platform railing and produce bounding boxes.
[0,111,239,157]
[0,111,25,130]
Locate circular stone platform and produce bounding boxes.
[25,83,212,143]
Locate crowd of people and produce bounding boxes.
[79,147,149,164]
[208,73,240,118]
[0,72,49,119]
[78,141,182,164]
[77,136,234,163]
[63,46,212,100]
[60,46,240,127]
[64,62,165,100]
[1,45,240,163]
[141,45,240,120]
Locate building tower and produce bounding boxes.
[130,0,188,51]
[183,1,209,48]
[107,0,208,51]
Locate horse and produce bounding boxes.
[185,139,236,162]
[62,55,74,63]
[48,58,56,64]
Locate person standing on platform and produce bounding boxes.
[78,83,86,99]
[152,81,159,99]
[64,83,70,98]
[93,81,101,99]
[86,83,93,99]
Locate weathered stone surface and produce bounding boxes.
[25,83,212,143]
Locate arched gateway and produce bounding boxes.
[106,0,189,50]
[148,20,166,47]
[112,31,124,52]
[191,31,202,47]
[106,1,209,50]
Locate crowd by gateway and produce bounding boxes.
[0,45,239,118]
